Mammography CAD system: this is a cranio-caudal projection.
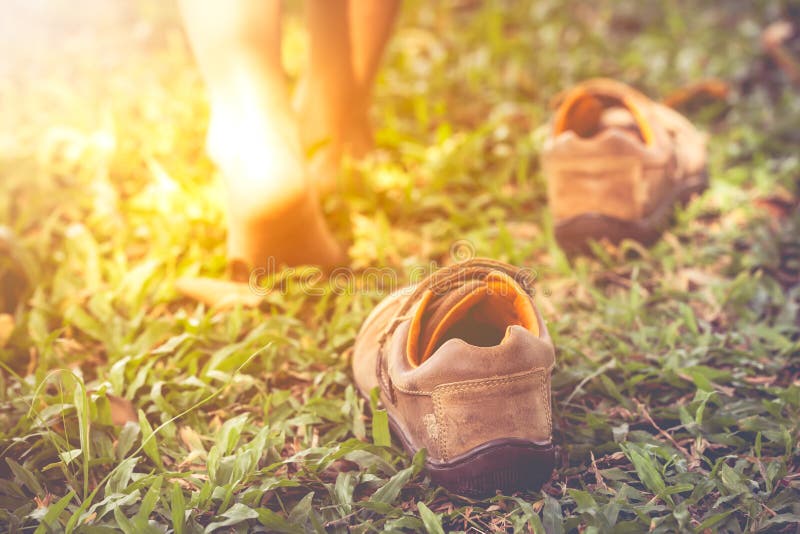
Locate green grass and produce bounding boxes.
[1,0,799,532]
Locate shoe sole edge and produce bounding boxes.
[376,395,555,496]
[554,171,708,253]
[426,438,555,497]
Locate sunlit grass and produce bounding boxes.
[1,0,798,532]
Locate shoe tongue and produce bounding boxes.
[406,271,539,366]
[558,94,640,139]
[553,80,655,144]
[599,107,638,135]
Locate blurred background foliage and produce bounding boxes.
[0,0,798,531]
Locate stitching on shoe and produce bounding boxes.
[431,369,548,461]
[433,390,447,461]
[394,365,551,396]
[393,382,433,395]
[541,373,552,435]
[433,369,543,394]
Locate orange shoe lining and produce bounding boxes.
[405,290,432,368]
[553,88,654,145]
[406,271,539,366]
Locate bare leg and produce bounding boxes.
[349,0,401,94]
[298,0,400,192]
[180,0,343,274]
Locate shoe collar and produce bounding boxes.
[375,259,543,403]
[551,78,664,148]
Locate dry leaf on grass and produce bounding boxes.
[0,313,14,347]
[175,277,263,309]
[178,426,206,453]
[662,78,729,110]
[107,394,137,425]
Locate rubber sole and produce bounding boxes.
[554,172,708,254]
[427,438,555,497]
[383,407,555,496]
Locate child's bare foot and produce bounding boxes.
[291,0,399,193]
[293,77,374,194]
[206,76,345,274]
[178,0,398,282]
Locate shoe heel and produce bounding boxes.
[426,438,555,496]
[544,141,651,252]
[553,169,709,254]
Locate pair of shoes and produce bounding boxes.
[352,80,708,495]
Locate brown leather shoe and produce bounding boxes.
[542,78,708,253]
[352,259,555,495]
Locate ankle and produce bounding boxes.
[296,84,372,157]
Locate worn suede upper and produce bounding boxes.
[352,259,555,463]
